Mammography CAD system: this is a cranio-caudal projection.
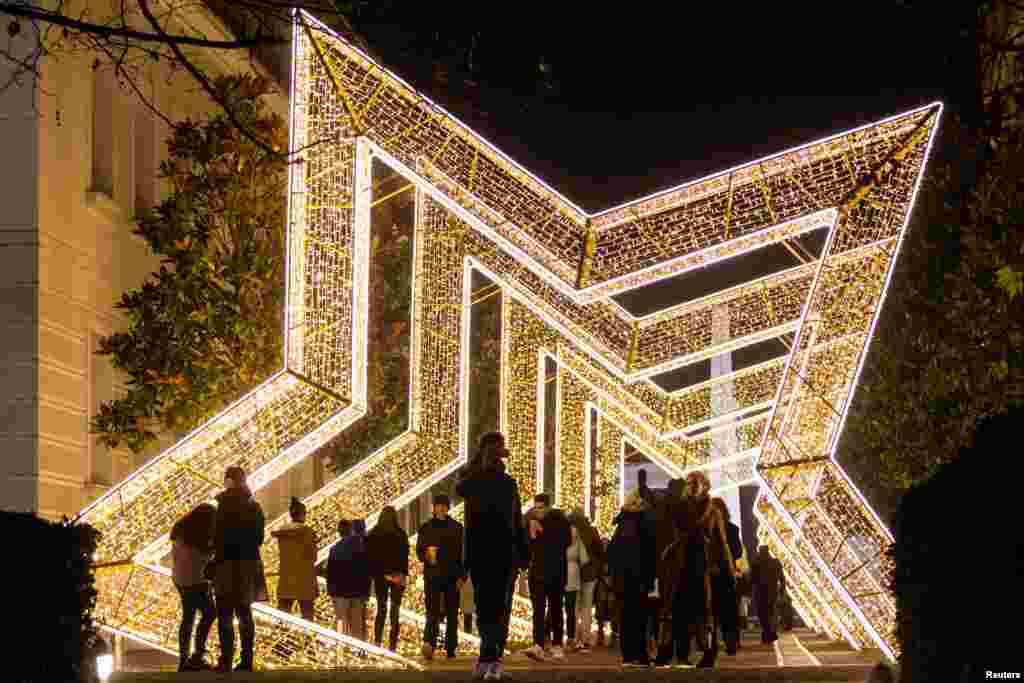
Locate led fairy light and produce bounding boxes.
[580,209,838,303]
[303,12,935,299]
[81,9,941,665]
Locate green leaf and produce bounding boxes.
[996,265,1023,301]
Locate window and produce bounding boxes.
[91,68,116,198]
[134,103,156,215]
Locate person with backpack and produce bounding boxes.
[605,488,656,668]
[209,466,267,673]
[325,519,371,644]
[455,431,529,681]
[170,504,217,671]
[366,505,409,652]
[416,493,465,661]
[271,497,318,622]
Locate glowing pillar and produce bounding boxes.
[710,303,742,534]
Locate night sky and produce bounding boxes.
[350,3,953,398]
[351,2,951,211]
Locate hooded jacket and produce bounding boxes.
[455,458,528,574]
[327,520,371,599]
[271,522,318,601]
[524,505,572,585]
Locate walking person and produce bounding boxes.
[711,498,742,655]
[325,519,371,644]
[455,431,529,681]
[750,545,785,644]
[210,466,268,673]
[567,508,601,652]
[606,488,657,668]
[271,497,318,621]
[170,504,217,671]
[366,505,409,652]
[417,493,465,661]
[521,493,572,662]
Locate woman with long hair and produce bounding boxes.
[567,508,602,652]
[366,505,410,651]
[170,503,217,671]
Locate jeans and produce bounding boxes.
[563,590,578,641]
[217,601,255,668]
[656,589,691,665]
[333,597,367,640]
[277,598,315,621]
[373,577,404,649]
[756,595,778,643]
[471,566,515,663]
[424,576,459,655]
[618,576,649,663]
[713,573,739,651]
[176,583,215,664]
[529,578,565,647]
[575,580,595,644]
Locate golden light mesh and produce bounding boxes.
[78,11,939,667]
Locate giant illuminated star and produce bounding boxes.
[77,10,939,666]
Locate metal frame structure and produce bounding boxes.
[76,10,940,667]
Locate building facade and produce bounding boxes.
[0,1,324,525]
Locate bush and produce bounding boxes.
[2,511,101,682]
[892,403,1024,682]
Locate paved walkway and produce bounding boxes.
[112,628,886,682]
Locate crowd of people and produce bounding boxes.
[167,433,792,678]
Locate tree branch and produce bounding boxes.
[0,2,283,49]
[136,0,286,160]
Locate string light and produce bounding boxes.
[75,9,939,667]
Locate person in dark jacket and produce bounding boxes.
[455,431,528,681]
[170,504,217,671]
[750,545,785,644]
[520,493,572,661]
[366,505,409,651]
[210,466,267,673]
[606,488,657,667]
[416,493,465,661]
[711,498,742,654]
[325,519,371,641]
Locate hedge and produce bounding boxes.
[2,511,100,682]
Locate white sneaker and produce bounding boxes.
[484,661,503,680]
[522,645,547,661]
[551,645,566,660]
